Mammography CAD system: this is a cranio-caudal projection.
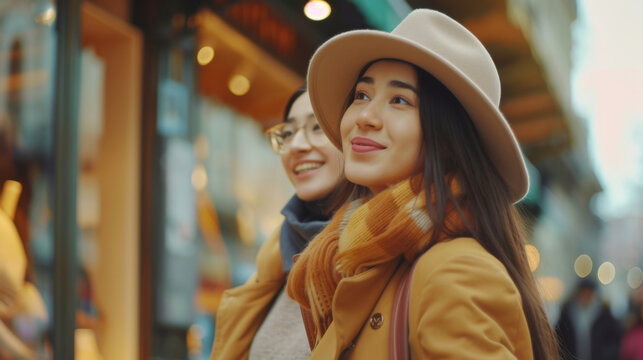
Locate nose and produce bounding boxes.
[289,128,312,152]
[355,101,382,130]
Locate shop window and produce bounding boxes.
[0,0,58,358]
[151,9,303,358]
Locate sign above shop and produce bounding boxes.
[224,1,297,57]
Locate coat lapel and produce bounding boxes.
[311,260,400,359]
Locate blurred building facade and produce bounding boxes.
[1,0,635,359]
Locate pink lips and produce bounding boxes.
[351,136,386,153]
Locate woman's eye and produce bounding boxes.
[282,130,294,139]
[354,91,370,101]
[312,123,322,131]
[391,96,410,105]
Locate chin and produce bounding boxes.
[296,182,337,202]
[345,170,378,190]
[297,193,326,202]
[295,185,323,202]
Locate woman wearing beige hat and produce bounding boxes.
[287,9,559,360]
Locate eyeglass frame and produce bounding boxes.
[264,118,330,155]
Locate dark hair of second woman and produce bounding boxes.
[283,85,308,122]
[341,60,559,359]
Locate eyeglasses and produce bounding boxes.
[264,118,329,154]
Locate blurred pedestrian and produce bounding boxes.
[620,287,643,360]
[210,86,349,359]
[556,278,622,360]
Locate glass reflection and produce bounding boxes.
[0,0,58,358]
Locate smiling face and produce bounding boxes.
[340,60,423,194]
[281,92,344,201]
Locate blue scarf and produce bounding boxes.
[279,195,331,272]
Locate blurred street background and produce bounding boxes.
[0,0,641,359]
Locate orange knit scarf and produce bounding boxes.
[286,176,468,345]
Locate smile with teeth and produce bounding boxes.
[294,162,323,174]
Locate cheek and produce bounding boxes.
[339,118,353,152]
[393,117,423,166]
[339,112,353,139]
[404,115,423,148]
[280,153,290,175]
[410,130,423,166]
[320,145,344,173]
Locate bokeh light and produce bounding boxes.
[537,276,564,302]
[34,7,56,25]
[197,46,215,65]
[304,0,331,21]
[627,267,643,289]
[574,254,593,278]
[525,244,540,272]
[597,261,616,285]
[193,135,210,161]
[228,74,250,96]
[191,164,207,191]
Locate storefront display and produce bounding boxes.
[2,1,370,358]
[0,1,58,357]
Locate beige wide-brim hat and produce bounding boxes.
[307,9,529,202]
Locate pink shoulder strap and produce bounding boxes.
[389,258,420,360]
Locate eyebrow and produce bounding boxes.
[285,113,315,123]
[357,76,374,85]
[389,80,418,94]
[357,76,418,95]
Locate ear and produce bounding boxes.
[0,180,22,220]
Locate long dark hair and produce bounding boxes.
[414,65,559,359]
[342,60,559,359]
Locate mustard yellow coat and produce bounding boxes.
[317,237,534,359]
[210,230,285,360]
[212,233,533,359]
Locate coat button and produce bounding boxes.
[370,313,384,329]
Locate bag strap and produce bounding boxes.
[389,258,420,360]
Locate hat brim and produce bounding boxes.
[307,30,528,202]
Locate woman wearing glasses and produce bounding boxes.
[210,86,346,359]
